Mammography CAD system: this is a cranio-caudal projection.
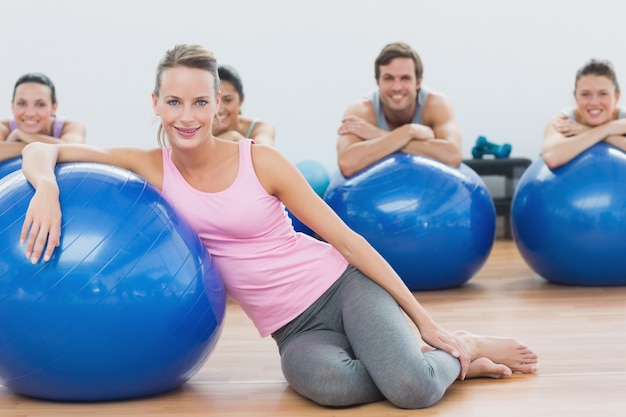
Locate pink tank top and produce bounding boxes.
[161,140,348,336]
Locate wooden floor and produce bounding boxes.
[2,239,626,416]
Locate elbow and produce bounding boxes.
[541,143,567,170]
[21,142,43,158]
[339,166,357,178]
[541,151,564,170]
[22,142,58,162]
[446,153,463,168]
[426,142,462,167]
[434,149,462,168]
[337,156,360,178]
[449,146,463,167]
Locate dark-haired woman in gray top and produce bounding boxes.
[542,59,626,169]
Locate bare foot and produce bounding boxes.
[453,330,539,374]
[464,357,512,379]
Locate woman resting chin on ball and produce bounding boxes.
[212,64,275,147]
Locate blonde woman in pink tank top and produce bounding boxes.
[18,44,538,410]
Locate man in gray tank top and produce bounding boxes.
[336,42,462,177]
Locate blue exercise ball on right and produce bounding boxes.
[0,163,226,401]
[0,156,21,178]
[511,142,626,286]
[324,152,496,291]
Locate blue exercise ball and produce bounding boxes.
[287,160,331,236]
[511,142,626,286]
[324,153,496,291]
[287,210,315,236]
[0,163,226,401]
[0,156,21,178]
[296,160,330,197]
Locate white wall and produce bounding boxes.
[3,0,625,173]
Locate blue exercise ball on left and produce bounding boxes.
[512,142,626,286]
[324,153,496,291]
[0,156,21,178]
[0,163,226,401]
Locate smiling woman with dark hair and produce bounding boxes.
[212,64,275,146]
[542,58,626,169]
[0,72,86,161]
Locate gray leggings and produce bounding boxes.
[272,266,461,409]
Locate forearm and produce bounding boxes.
[339,232,436,331]
[21,143,61,188]
[604,135,626,152]
[337,126,414,177]
[0,141,26,161]
[19,143,63,263]
[406,114,462,167]
[402,138,462,167]
[15,131,69,145]
[542,124,611,169]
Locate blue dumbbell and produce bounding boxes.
[471,136,512,159]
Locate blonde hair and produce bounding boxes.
[153,44,219,147]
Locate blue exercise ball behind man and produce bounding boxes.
[324,153,496,291]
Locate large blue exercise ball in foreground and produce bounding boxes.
[324,153,496,291]
[0,163,226,401]
[511,142,626,286]
[0,156,21,178]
